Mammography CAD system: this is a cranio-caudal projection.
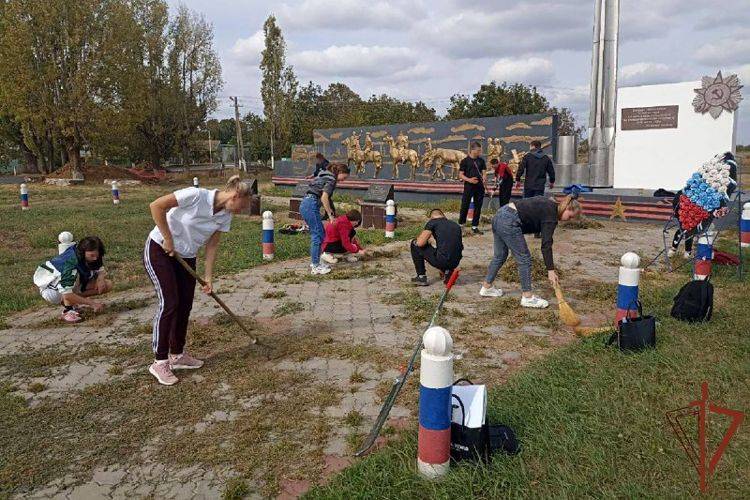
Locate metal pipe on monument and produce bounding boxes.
[588,0,620,188]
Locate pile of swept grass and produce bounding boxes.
[561,217,604,230]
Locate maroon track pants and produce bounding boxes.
[143,238,196,360]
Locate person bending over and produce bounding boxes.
[321,209,366,264]
[300,163,351,275]
[458,141,487,234]
[479,195,581,308]
[33,236,111,323]
[411,209,463,286]
[145,175,252,386]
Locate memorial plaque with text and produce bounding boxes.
[621,105,679,131]
[364,183,394,204]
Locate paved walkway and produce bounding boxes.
[1,220,663,498]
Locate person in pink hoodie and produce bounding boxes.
[321,210,366,264]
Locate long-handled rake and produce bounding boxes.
[354,269,461,457]
[173,254,259,345]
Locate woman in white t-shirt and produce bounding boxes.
[144,175,251,386]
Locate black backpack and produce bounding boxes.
[670,279,713,322]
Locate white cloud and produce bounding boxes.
[694,29,750,66]
[277,0,424,31]
[291,45,424,80]
[487,57,554,85]
[230,30,264,67]
[619,62,686,86]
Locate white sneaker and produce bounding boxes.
[683,251,691,259]
[345,255,359,263]
[311,264,332,275]
[521,295,549,309]
[321,252,339,265]
[479,286,503,297]
[667,248,676,257]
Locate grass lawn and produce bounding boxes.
[308,253,750,498]
[0,182,421,326]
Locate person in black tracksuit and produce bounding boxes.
[458,141,487,234]
[515,140,555,198]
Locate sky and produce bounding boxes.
[168,0,750,144]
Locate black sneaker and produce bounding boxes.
[411,275,429,286]
[472,227,484,235]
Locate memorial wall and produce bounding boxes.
[276,114,559,182]
[614,79,739,190]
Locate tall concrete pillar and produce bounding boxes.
[588,0,620,187]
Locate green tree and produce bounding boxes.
[168,5,223,166]
[0,0,138,176]
[260,15,297,158]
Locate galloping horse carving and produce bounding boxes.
[342,136,383,178]
[383,134,420,180]
[422,147,466,180]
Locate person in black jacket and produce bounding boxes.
[411,209,463,286]
[458,142,487,234]
[515,140,555,198]
[478,195,581,308]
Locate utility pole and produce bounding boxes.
[231,97,246,172]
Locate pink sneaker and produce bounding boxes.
[149,361,178,385]
[169,352,204,370]
[61,309,82,323]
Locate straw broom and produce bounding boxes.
[552,282,581,327]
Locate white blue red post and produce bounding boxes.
[262,210,275,260]
[741,202,750,249]
[193,176,199,188]
[417,326,453,479]
[467,197,475,223]
[20,183,29,210]
[615,252,640,327]
[385,199,397,238]
[111,181,120,205]
[694,231,715,280]
[58,231,75,254]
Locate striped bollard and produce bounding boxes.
[20,183,29,210]
[58,231,75,254]
[262,211,275,260]
[467,197,475,222]
[615,252,641,327]
[385,199,396,238]
[193,177,199,188]
[418,326,453,479]
[694,231,715,280]
[111,181,120,205]
[741,202,750,248]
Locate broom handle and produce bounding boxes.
[552,282,565,303]
[173,254,257,342]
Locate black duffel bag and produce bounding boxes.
[670,279,713,323]
[608,301,656,351]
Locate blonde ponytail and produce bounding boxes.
[557,195,582,220]
[225,175,252,197]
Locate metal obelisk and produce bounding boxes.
[588,0,620,187]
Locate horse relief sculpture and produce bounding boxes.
[342,135,383,178]
[422,146,466,181]
[487,138,504,163]
[384,134,420,180]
